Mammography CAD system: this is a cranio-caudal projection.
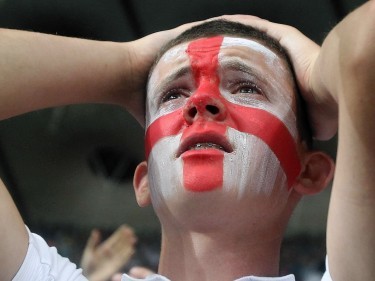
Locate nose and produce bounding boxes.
[183,93,227,124]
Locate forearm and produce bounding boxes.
[311,0,375,105]
[317,1,375,280]
[0,28,133,120]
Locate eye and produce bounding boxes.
[235,82,262,95]
[161,89,190,104]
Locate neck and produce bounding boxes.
[158,227,282,281]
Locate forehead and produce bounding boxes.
[149,36,291,87]
[147,36,297,125]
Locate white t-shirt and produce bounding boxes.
[12,229,87,281]
[120,273,296,281]
[13,228,332,281]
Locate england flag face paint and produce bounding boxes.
[145,36,301,207]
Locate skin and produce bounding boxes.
[146,36,297,215]
[80,225,136,281]
[0,1,373,280]
[0,23,198,281]
[228,3,375,280]
[134,36,334,280]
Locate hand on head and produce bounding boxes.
[210,15,338,140]
[124,20,205,125]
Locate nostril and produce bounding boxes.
[206,105,219,115]
[188,107,198,118]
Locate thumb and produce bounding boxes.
[85,229,101,251]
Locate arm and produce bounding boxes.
[0,23,199,124]
[0,30,134,281]
[224,1,375,279]
[0,29,131,119]
[312,1,375,280]
[0,22,199,280]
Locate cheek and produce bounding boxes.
[147,135,183,206]
[223,127,287,197]
[225,103,300,189]
[145,109,185,159]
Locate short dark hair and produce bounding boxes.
[148,20,313,148]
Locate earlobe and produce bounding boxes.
[293,151,335,195]
[133,161,151,207]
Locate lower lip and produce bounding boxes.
[180,148,225,158]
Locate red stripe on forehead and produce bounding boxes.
[186,36,224,82]
[186,36,223,98]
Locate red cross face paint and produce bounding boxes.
[145,36,301,206]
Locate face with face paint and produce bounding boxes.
[140,36,302,230]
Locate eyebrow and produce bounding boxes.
[151,65,192,95]
[219,58,268,85]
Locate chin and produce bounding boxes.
[152,185,289,235]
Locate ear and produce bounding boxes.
[293,151,335,195]
[133,161,151,207]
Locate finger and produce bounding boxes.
[85,229,101,250]
[212,15,319,52]
[109,225,136,249]
[96,225,136,257]
[81,229,102,274]
[112,225,137,260]
[215,14,262,22]
[128,266,155,278]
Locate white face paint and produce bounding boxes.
[223,127,287,198]
[218,37,297,139]
[145,36,299,214]
[147,134,183,208]
[147,42,191,125]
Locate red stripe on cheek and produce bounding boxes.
[228,103,301,188]
[145,109,184,159]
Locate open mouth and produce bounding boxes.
[188,142,225,151]
[177,133,233,157]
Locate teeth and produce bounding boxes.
[189,142,224,151]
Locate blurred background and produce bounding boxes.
[0,0,366,280]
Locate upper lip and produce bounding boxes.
[177,131,233,157]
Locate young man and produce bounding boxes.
[0,1,374,280]
[131,20,334,281]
